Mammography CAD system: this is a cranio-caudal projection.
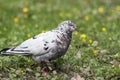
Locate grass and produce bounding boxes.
[0,0,120,80]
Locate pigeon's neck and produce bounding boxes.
[56,26,72,34]
[54,27,72,40]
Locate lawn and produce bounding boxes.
[0,0,120,80]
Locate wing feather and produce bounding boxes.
[1,31,58,56]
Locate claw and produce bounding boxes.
[41,68,48,76]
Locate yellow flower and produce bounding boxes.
[101,27,106,32]
[13,17,19,23]
[73,31,79,36]
[41,30,46,33]
[72,8,78,12]
[116,6,120,11]
[98,7,104,13]
[93,50,99,55]
[22,25,26,29]
[82,39,86,43]
[80,34,86,39]
[23,7,29,13]
[84,16,89,21]
[89,39,93,44]
[59,12,64,17]
[27,34,31,38]
[66,13,72,18]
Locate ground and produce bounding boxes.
[0,0,120,80]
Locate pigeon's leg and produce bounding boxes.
[40,60,53,76]
[40,60,54,70]
[31,61,55,76]
[30,61,48,76]
[40,60,57,76]
[46,60,58,70]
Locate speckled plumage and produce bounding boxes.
[0,20,76,63]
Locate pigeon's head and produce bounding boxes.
[58,20,76,32]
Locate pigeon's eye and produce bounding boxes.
[68,22,74,26]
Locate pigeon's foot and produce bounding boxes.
[41,67,48,76]
[40,61,57,76]
[31,61,58,76]
[40,61,56,70]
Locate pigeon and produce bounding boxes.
[0,20,76,64]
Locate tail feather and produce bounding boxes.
[0,48,10,54]
[0,47,31,56]
[0,48,11,56]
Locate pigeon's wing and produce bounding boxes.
[1,31,58,56]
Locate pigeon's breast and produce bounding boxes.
[53,31,71,54]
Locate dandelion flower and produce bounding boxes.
[66,13,72,18]
[41,30,46,33]
[72,8,78,12]
[116,6,120,11]
[98,7,104,13]
[84,16,89,21]
[59,12,64,17]
[80,34,86,39]
[81,34,86,43]
[27,34,31,38]
[89,39,93,44]
[22,25,26,29]
[82,39,86,43]
[73,31,79,36]
[101,27,106,32]
[23,7,29,13]
[13,17,19,23]
[93,50,99,55]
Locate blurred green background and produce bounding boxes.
[0,0,120,80]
